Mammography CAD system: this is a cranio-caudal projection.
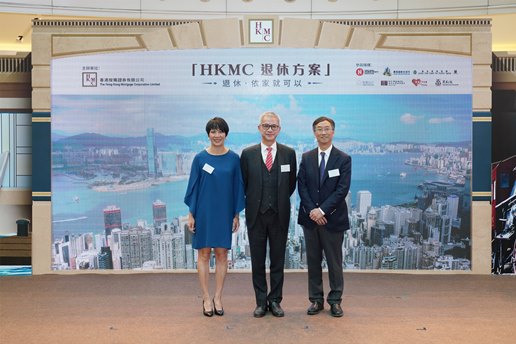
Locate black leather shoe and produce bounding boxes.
[213,298,224,316]
[268,301,285,317]
[330,304,343,317]
[253,305,267,318]
[202,300,213,317]
[307,301,324,315]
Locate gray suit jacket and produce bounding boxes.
[240,143,297,230]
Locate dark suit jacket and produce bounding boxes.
[297,146,351,232]
[240,143,297,230]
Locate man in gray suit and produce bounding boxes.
[240,111,297,318]
[297,116,351,317]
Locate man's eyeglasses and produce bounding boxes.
[314,126,334,133]
[261,124,280,131]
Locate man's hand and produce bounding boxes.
[315,217,327,226]
[309,208,327,226]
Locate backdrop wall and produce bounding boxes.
[30,17,492,274]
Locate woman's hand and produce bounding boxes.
[232,215,240,233]
[187,212,195,233]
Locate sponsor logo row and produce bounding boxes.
[355,65,462,87]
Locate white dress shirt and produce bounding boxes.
[261,142,278,164]
[318,145,333,167]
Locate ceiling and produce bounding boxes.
[0,11,515,54]
[0,12,35,53]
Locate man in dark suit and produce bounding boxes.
[297,116,351,317]
[240,111,297,318]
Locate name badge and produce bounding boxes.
[281,164,291,172]
[202,163,214,174]
[328,168,340,178]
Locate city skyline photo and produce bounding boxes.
[50,48,472,271]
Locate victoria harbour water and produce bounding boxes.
[51,152,456,241]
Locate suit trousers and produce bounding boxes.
[302,225,344,305]
[248,209,288,306]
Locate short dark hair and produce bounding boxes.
[312,116,335,131]
[205,117,229,136]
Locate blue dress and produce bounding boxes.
[184,149,245,249]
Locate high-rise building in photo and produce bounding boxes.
[357,190,372,218]
[153,228,174,269]
[103,205,122,238]
[366,207,377,242]
[146,128,158,177]
[98,246,114,269]
[447,194,460,220]
[152,199,167,228]
[120,227,152,269]
[110,228,122,269]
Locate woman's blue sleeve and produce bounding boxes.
[184,154,200,216]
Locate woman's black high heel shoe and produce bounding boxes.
[213,298,224,316]
[203,300,214,317]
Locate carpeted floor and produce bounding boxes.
[1,272,516,343]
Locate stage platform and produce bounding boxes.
[1,272,516,343]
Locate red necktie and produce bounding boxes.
[265,147,273,171]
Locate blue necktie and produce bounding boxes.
[319,152,326,183]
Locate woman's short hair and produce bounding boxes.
[205,117,229,136]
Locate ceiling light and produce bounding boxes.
[16,35,24,42]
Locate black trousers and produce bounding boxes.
[248,210,288,306]
[302,225,344,305]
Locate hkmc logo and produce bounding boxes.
[82,72,97,87]
[249,20,273,44]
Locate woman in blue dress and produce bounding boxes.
[184,117,245,317]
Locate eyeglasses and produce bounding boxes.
[314,126,334,133]
[260,124,280,131]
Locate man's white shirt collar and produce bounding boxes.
[318,145,333,156]
[261,142,278,163]
[318,145,333,164]
[261,142,277,152]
